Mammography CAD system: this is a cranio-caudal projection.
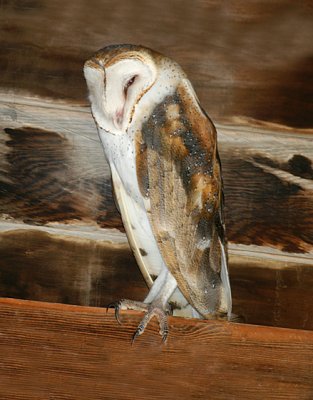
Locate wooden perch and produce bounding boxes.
[1,297,313,400]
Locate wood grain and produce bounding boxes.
[0,229,312,330]
[0,0,312,128]
[0,297,313,400]
[219,131,313,254]
[0,126,122,229]
[0,229,146,307]
[0,98,312,254]
[230,255,313,330]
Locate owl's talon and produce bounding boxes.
[131,328,142,344]
[106,301,115,312]
[114,305,122,325]
[109,299,170,342]
[106,301,123,325]
[159,312,169,343]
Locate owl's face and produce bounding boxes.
[84,45,163,135]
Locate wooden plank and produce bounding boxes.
[0,297,313,400]
[230,255,313,330]
[219,126,313,254]
[0,1,312,128]
[0,229,146,308]
[0,228,312,330]
[0,101,123,230]
[1,98,312,255]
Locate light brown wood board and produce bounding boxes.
[0,297,313,400]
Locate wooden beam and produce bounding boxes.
[0,297,313,400]
[0,1,312,128]
[1,97,312,256]
[1,229,312,330]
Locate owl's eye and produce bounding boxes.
[124,75,137,95]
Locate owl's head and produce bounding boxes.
[84,44,184,135]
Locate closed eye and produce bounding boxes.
[124,75,137,95]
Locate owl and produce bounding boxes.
[84,44,232,342]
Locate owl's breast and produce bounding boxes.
[98,128,143,203]
[98,127,164,279]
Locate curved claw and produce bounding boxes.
[131,329,141,345]
[106,301,122,325]
[162,331,168,343]
[131,319,147,345]
[159,314,169,343]
[161,320,169,343]
[107,299,170,343]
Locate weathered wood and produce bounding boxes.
[0,102,122,230]
[0,297,313,400]
[0,0,312,128]
[1,98,312,255]
[0,228,312,330]
[230,255,313,330]
[0,229,145,307]
[220,128,313,254]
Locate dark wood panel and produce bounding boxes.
[220,146,313,254]
[0,229,312,330]
[0,298,313,400]
[230,256,313,331]
[0,126,123,230]
[0,229,145,307]
[0,0,312,127]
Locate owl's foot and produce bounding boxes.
[132,301,172,343]
[107,299,172,343]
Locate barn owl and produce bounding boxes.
[84,44,232,341]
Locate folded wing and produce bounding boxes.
[135,82,232,319]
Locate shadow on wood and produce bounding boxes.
[0,0,312,128]
[1,229,313,331]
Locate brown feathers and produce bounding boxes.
[136,83,229,318]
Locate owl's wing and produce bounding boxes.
[111,162,199,318]
[110,165,154,287]
[136,82,232,318]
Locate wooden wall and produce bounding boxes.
[1,0,312,127]
[0,0,312,330]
